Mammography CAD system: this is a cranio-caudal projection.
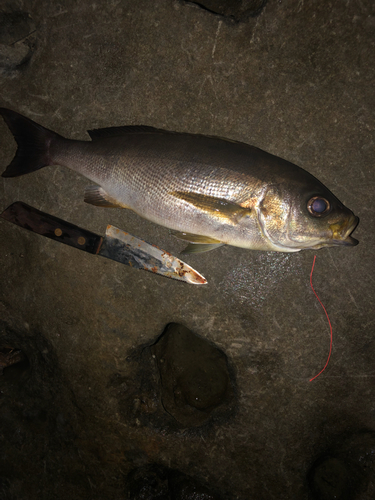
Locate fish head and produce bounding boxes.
[256,181,359,251]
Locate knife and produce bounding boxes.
[0,202,207,285]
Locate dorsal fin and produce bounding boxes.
[87,125,176,140]
[87,125,251,149]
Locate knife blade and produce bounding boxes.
[0,202,207,285]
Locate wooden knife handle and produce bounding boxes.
[1,202,103,254]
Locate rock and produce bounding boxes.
[308,456,352,500]
[125,465,227,499]
[152,323,235,427]
[0,11,36,74]
[125,464,169,499]
[308,431,375,499]
[184,0,267,21]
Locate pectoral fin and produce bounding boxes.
[170,191,251,223]
[84,186,130,209]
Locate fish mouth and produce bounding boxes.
[329,215,359,246]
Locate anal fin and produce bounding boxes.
[182,243,225,254]
[172,231,222,244]
[172,231,225,253]
[84,186,130,209]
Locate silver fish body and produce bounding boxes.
[1,109,359,253]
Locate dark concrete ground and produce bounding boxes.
[0,0,374,498]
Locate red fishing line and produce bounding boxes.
[309,255,333,382]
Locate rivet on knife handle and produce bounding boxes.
[1,202,103,254]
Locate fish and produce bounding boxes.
[0,108,359,253]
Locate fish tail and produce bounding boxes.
[0,108,62,178]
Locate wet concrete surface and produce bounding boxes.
[0,0,374,498]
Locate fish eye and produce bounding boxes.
[307,196,331,217]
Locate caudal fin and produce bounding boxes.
[0,108,61,178]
